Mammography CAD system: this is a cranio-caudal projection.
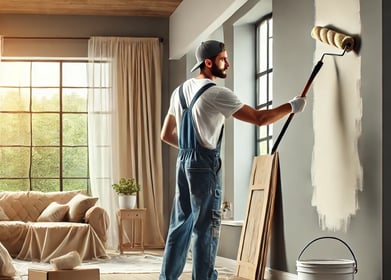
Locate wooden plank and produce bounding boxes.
[256,154,280,280]
[0,0,182,17]
[235,153,280,280]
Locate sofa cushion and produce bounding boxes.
[66,194,98,222]
[0,208,9,221]
[37,202,69,222]
[0,190,84,222]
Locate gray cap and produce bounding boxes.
[190,40,225,72]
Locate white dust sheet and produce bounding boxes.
[311,0,363,231]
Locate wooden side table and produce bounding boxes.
[117,208,146,254]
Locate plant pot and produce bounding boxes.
[118,194,137,209]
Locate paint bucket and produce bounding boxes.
[296,236,358,280]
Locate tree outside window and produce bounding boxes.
[0,60,89,192]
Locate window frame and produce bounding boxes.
[0,58,90,192]
[255,14,273,155]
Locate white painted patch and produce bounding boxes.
[311,0,363,231]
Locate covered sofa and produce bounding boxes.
[0,190,109,262]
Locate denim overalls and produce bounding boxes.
[160,83,223,280]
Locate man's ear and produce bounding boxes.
[204,58,213,68]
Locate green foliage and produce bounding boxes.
[112,178,141,195]
[0,61,90,192]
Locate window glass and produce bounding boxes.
[63,89,88,112]
[0,59,89,192]
[32,88,60,112]
[32,62,60,87]
[0,62,30,87]
[0,113,30,145]
[0,88,30,111]
[63,62,88,87]
[32,114,60,145]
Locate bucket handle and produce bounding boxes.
[298,236,358,274]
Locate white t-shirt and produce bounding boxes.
[168,78,244,149]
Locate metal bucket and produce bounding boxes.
[296,237,358,280]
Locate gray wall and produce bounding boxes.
[272,0,382,279]
[0,14,170,101]
[167,0,384,279]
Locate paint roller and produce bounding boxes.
[271,26,356,154]
[311,26,355,53]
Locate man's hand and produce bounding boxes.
[289,96,306,113]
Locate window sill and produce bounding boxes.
[221,220,243,227]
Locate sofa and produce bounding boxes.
[0,190,109,262]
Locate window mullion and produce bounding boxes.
[59,62,63,191]
[29,62,33,190]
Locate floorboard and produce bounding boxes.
[100,250,236,279]
[101,272,234,279]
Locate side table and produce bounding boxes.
[117,208,146,254]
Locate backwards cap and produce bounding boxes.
[190,40,225,72]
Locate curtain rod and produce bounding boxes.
[3,36,164,42]
[4,36,88,40]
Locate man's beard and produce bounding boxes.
[211,63,227,78]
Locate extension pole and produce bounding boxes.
[271,60,323,154]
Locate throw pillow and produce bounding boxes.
[50,251,81,270]
[0,207,9,221]
[0,242,15,277]
[37,202,69,222]
[66,194,98,222]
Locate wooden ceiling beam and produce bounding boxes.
[0,0,182,17]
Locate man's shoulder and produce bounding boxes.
[207,85,233,94]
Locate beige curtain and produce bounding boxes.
[0,36,3,59]
[88,37,165,249]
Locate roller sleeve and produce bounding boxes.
[311,26,354,51]
[326,30,336,45]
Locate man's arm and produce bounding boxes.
[232,97,305,126]
[233,103,292,126]
[161,114,178,149]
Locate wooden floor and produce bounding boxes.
[101,250,236,280]
[101,272,234,279]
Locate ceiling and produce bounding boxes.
[0,0,183,17]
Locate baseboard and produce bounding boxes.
[266,267,297,280]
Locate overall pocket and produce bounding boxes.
[186,167,214,197]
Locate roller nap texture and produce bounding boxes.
[311,26,354,51]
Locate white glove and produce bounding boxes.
[289,96,306,113]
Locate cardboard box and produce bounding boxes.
[28,268,100,280]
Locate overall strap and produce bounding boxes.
[215,125,224,157]
[178,82,215,150]
[178,84,187,110]
[188,83,215,109]
[178,82,216,110]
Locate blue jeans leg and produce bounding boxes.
[160,152,222,280]
[191,192,221,280]
[188,157,222,280]
[160,165,193,280]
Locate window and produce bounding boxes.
[0,59,89,192]
[255,15,273,155]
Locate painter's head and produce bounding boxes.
[191,40,229,78]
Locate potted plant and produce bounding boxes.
[112,177,141,209]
